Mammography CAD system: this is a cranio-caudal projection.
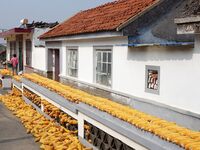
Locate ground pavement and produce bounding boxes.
[0,89,40,150]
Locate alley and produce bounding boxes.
[0,101,39,150]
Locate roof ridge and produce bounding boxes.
[80,0,119,13]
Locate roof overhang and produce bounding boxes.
[41,31,124,42]
[175,16,200,34]
[119,42,194,47]
[0,28,32,38]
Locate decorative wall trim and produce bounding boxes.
[145,65,160,95]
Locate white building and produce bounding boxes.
[0,21,58,76]
[40,0,200,130]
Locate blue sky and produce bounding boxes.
[0,0,113,43]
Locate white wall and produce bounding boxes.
[22,34,47,72]
[31,28,50,72]
[31,47,47,71]
[113,39,200,114]
[56,35,200,115]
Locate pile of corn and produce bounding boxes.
[13,75,22,82]
[42,100,60,119]
[24,88,41,108]
[23,73,80,103]
[84,124,91,143]
[0,90,90,150]
[0,69,12,76]
[23,73,200,149]
[42,100,78,135]
[42,100,91,137]
[23,87,86,136]
[11,87,22,97]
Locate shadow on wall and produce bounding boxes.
[60,78,131,106]
[127,46,194,61]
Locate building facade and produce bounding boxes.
[42,0,200,130]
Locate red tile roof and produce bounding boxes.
[0,28,32,38]
[40,0,159,39]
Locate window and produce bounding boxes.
[67,48,78,78]
[95,48,112,87]
[26,40,32,66]
[145,65,160,94]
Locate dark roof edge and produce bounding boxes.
[0,28,32,38]
[175,16,200,24]
[124,41,194,47]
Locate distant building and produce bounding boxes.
[0,21,58,73]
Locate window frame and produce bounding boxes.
[94,46,113,88]
[145,65,160,95]
[66,46,79,78]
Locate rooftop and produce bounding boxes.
[26,21,58,29]
[40,0,159,39]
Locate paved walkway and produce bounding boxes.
[0,102,40,150]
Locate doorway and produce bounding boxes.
[48,49,60,81]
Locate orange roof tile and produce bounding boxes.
[40,0,159,39]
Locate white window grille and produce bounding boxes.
[95,48,112,87]
[145,65,160,94]
[67,48,78,78]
